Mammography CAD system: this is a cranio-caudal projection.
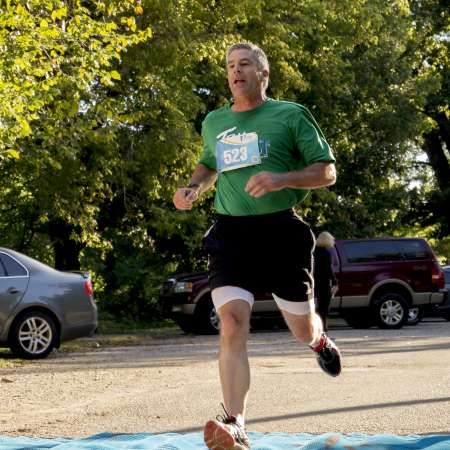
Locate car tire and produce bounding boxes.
[174,316,195,334]
[343,311,374,329]
[374,293,408,329]
[194,296,220,335]
[407,306,423,326]
[9,310,57,359]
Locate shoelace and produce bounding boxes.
[215,403,249,446]
[216,403,236,424]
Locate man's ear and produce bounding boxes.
[260,69,269,81]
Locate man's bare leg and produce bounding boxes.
[281,308,342,377]
[281,309,322,345]
[204,299,252,449]
[218,299,252,423]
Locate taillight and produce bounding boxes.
[84,279,93,297]
[431,262,445,289]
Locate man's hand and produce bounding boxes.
[173,187,199,210]
[245,171,285,198]
[331,285,339,297]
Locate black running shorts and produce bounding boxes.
[202,209,315,302]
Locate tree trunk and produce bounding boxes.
[435,112,450,153]
[422,128,450,192]
[48,219,83,270]
[421,122,450,236]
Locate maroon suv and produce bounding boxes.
[330,238,447,328]
[159,237,447,333]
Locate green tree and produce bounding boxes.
[94,0,443,318]
[0,0,151,266]
[408,0,450,245]
[126,0,439,240]
[1,0,448,320]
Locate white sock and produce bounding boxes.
[235,414,245,427]
[308,314,324,348]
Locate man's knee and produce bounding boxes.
[220,313,249,340]
[219,305,250,344]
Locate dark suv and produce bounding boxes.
[159,238,447,333]
[330,238,447,328]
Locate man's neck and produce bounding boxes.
[231,93,267,112]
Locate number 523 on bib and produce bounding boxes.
[215,132,261,173]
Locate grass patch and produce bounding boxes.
[56,334,152,353]
[56,316,182,353]
[97,314,177,335]
[0,348,26,368]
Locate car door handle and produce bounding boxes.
[7,287,19,294]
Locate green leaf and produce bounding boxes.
[5,149,20,159]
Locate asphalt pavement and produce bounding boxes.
[1,317,449,437]
[154,317,450,436]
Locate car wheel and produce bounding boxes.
[407,306,423,326]
[374,293,408,329]
[9,310,57,359]
[343,311,374,329]
[194,296,220,335]
[174,316,195,334]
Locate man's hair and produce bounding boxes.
[226,42,270,88]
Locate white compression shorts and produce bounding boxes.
[211,286,315,316]
[211,286,255,311]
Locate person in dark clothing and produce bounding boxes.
[314,232,338,332]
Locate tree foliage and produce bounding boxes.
[0,0,448,320]
[408,0,450,244]
[0,0,151,260]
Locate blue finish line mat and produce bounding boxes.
[1,432,450,449]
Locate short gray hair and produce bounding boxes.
[226,42,270,88]
[316,231,335,249]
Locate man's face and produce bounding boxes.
[226,49,266,98]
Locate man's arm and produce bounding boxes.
[173,163,217,210]
[245,161,336,198]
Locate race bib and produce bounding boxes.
[215,132,261,173]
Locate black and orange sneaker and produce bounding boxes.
[311,333,342,377]
[204,404,250,450]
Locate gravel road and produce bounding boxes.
[1,318,449,438]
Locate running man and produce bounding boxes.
[173,42,342,450]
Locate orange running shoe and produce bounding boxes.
[204,404,250,449]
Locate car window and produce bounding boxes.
[343,241,403,263]
[0,259,5,277]
[444,269,450,284]
[397,240,429,260]
[0,253,27,276]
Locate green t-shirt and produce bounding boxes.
[199,98,335,216]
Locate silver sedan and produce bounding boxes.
[0,247,97,359]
